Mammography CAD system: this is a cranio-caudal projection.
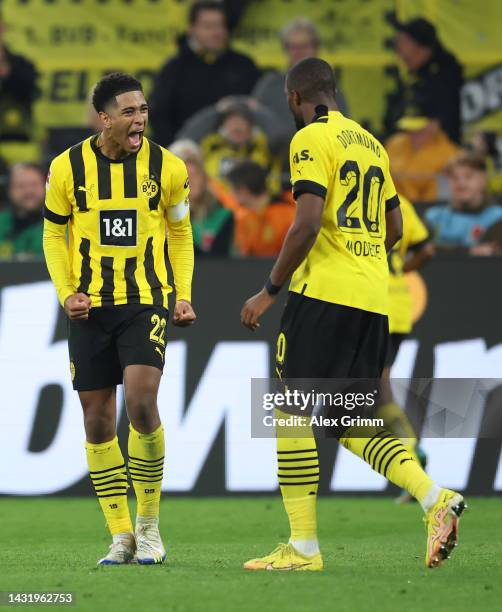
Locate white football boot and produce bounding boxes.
[135,517,166,565]
[98,532,136,565]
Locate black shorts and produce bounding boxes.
[384,332,408,368]
[276,292,388,380]
[68,304,168,392]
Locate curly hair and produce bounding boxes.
[92,72,143,113]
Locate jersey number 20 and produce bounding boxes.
[337,160,385,235]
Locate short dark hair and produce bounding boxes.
[391,17,439,49]
[286,58,336,102]
[189,1,226,25]
[227,161,268,196]
[92,72,143,113]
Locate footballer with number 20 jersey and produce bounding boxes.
[241,58,464,575]
[288,110,399,316]
[44,135,190,308]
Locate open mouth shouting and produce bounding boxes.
[127,130,144,150]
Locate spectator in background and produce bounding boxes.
[0,162,45,259]
[0,12,39,143]
[253,18,349,141]
[385,17,463,143]
[425,153,502,248]
[43,91,97,164]
[227,161,294,257]
[177,95,287,157]
[169,139,234,257]
[150,1,260,146]
[86,89,102,133]
[386,114,460,202]
[200,102,281,193]
[0,154,9,208]
[469,131,502,196]
[218,0,252,32]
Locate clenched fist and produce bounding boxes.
[64,293,91,320]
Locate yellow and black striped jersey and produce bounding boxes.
[387,195,430,334]
[288,110,400,315]
[44,136,190,308]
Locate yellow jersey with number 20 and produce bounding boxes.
[289,110,400,315]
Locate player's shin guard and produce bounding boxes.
[128,424,165,518]
[277,410,319,551]
[86,436,133,536]
[376,402,419,462]
[340,427,434,504]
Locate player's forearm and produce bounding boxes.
[167,215,194,303]
[385,207,403,253]
[403,242,435,272]
[43,220,74,306]
[269,222,319,287]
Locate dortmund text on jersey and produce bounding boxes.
[289,110,400,315]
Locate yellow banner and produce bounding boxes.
[3,0,502,134]
[234,0,396,67]
[3,0,187,127]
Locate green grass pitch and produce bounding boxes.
[0,497,500,612]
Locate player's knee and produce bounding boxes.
[130,412,160,434]
[126,395,160,433]
[83,411,115,443]
[126,393,154,415]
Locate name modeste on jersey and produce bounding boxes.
[289,110,400,316]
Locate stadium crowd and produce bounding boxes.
[1,0,502,260]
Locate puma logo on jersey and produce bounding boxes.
[77,185,94,201]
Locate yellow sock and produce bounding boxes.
[376,402,419,462]
[340,427,434,504]
[283,496,318,543]
[128,424,165,518]
[86,436,132,536]
[276,409,319,543]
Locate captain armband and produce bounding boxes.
[167,198,190,223]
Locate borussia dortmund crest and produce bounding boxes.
[141,175,159,199]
